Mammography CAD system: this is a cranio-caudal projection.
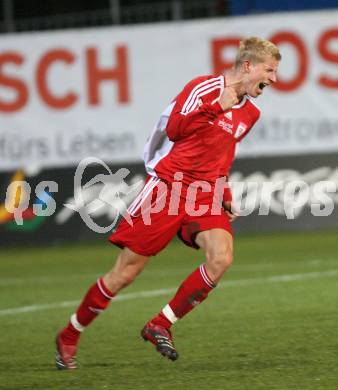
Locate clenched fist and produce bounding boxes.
[218,86,239,111]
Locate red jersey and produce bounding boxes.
[143,75,260,194]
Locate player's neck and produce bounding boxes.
[225,70,246,100]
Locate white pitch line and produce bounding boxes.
[0,258,336,287]
[0,269,337,317]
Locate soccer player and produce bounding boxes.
[55,37,281,369]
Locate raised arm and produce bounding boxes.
[165,76,239,141]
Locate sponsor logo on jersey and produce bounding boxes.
[217,118,233,134]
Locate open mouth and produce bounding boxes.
[259,82,268,90]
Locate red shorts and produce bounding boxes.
[109,176,232,256]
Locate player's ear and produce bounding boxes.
[243,60,251,73]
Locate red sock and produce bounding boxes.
[151,264,215,329]
[60,277,114,345]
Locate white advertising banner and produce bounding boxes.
[1,9,338,171]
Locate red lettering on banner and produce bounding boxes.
[86,46,129,105]
[36,49,78,109]
[211,37,241,75]
[270,32,308,91]
[0,52,28,112]
[318,28,338,89]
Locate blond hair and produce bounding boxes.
[235,37,281,68]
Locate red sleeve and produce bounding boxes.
[165,76,224,141]
[166,101,223,141]
[223,184,232,203]
[219,142,236,203]
[215,174,233,203]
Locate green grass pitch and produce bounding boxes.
[0,230,337,389]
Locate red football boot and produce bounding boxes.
[141,321,179,361]
[55,333,77,370]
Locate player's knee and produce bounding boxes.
[224,251,233,270]
[215,250,233,273]
[107,249,149,291]
[119,272,136,287]
[206,248,233,280]
[104,265,140,291]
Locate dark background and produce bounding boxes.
[1,0,338,33]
